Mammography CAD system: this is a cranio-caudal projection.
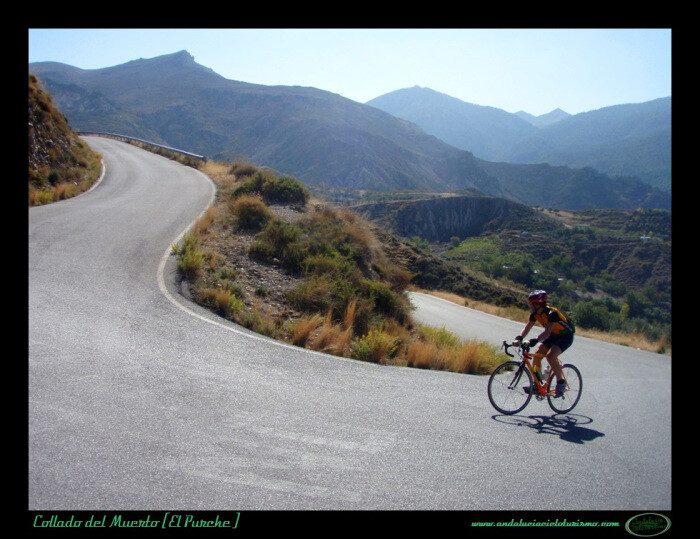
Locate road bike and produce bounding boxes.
[487,340,582,415]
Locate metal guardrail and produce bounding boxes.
[78,131,207,161]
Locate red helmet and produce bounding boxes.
[527,290,548,305]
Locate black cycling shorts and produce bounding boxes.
[542,333,574,353]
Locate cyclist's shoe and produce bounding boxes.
[555,380,567,397]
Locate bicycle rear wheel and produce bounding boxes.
[487,361,533,415]
[547,364,582,413]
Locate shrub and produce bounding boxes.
[419,325,461,348]
[262,175,309,206]
[232,172,309,206]
[229,161,259,178]
[361,279,413,323]
[352,330,398,362]
[173,232,207,281]
[47,170,61,185]
[230,194,272,230]
[285,275,335,314]
[249,218,308,272]
[178,250,205,281]
[220,278,245,298]
[572,301,610,331]
[303,253,356,280]
[232,172,266,198]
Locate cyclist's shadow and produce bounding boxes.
[492,413,605,444]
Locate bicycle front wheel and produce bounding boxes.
[547,363,582,413]
[487,361,533,415]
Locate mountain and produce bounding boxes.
[366,86,537,162]
[515,108,571,127]
[504,98,672,193]
[368,86,670,193]
[29,51,497,194]
[29,51,670,210]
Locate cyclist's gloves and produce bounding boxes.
[514,335,523,342]
[528,338,539,347]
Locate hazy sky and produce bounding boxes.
[27,28,672,116]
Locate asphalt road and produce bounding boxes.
[28,137,671,511]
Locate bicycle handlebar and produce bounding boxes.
[502,339,531,357]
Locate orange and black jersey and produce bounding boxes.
[530,305,575,336]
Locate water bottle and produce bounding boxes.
[542,365,551,381]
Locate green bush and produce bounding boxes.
[232,172,309,206]
[303,253,356,279]
[249,218,303,265]
[420,325,461,348]
[572,301,610,331]
[230,194,272,230]
[229,161,259,178]
[351,330,398,362]
[285,274,336,314]
[361,279,412,323]
[174,232,205,281]
[262,175,309,206]
[178,248,205,281]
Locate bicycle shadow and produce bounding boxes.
[491,413,605,444]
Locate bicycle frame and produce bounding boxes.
[503,341,562,398]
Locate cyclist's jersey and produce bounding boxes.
[530,305,575,336]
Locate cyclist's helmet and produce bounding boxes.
[527,290,548,305]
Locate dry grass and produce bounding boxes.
[311,311,354,356]
[302,299,358,355]
[247,300,278,337]
[201,161,236,193]
[343,298,358,332]
[405,340,439,369]
[578,327,671,355]
[195,286,244,317]
[291,314,324,347]
[404,334,500,374]
[28,172,101,206]
[192,206,217,236]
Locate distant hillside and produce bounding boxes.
[29,51,670,210]
[29,52,497,194]
[366,86,537,161]
[474,160,671,210]
[357,194,671,344]
[354,194,560,242]
[28,74,102,205]
[368,87,671,193]
[515,108,571,127]
[504,98,672,193]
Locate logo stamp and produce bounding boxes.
[625,513,671,537]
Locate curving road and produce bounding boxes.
[29,137,671,511]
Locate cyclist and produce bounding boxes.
[515,290,575,397]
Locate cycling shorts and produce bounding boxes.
[542,332,574,353]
